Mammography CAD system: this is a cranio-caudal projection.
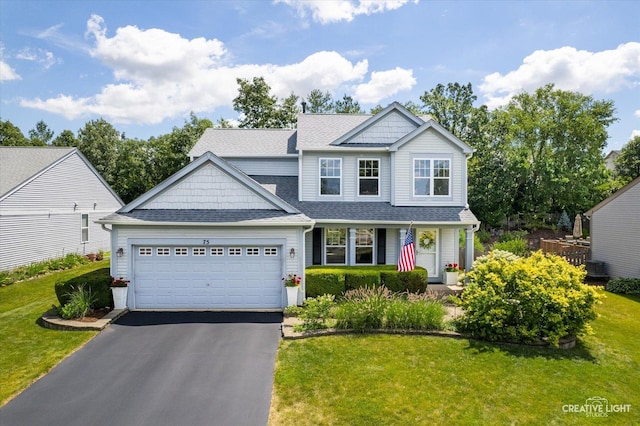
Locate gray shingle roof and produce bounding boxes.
[252,175,479,224]
[296,114,370,150]
[98,209,312,225]
[188,128,297,158]
[0,147,75,197]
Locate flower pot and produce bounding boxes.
[445,271,459,285]
[286,286,299,307]
[111,287,128,309]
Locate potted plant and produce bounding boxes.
[283,273,301,306]
[110,276,130,309]
[444,263,462,285]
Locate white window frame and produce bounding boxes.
[175,247,188,256]
[264,247,278,256]
[413,158,451,197]
[246,248,260,256]
[157,247,170,256]
[192,247,206,256]
[324,228,347,265]
[355,228,375,265]
[139,247,152,256]
[319,158,342,196]
[81,214,89,243]
[210,247,224,256]
[228,247,242,256]
[357,158,380,197]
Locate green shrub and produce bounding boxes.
[297,294,336,331]
[305,271,345,298]
[492,238,528,256]
[344,271,380,291]
[455,251,600,347]
[59,284,97,319]
[606,278,640,295]
[380,269,428,293]
[497,230,528,243]
[476,229,491,244]
[55,267,112,308]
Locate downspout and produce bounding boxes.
[301,223,315,299]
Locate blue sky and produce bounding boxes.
[1,0,638,151]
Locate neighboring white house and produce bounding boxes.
[604,150,621,171]
[0,147,123,271]
[98,103,480,310]
[585,175,640,279]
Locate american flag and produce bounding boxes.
[397,228,415,272]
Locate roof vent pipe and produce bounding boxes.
[301,100,307,113]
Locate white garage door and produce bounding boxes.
[133,245,282,309]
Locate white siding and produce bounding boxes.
[227,158,298,176]
[439,228,458,268]
[0,212,112,270]
[348,111,418,145]
[393,128,467,206]
[142,163,276,210]
[0,152,121,270]
[300,153,391,202]
[591,181,640,279]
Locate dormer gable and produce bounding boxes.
[389,118,474,154]
[330,102,424,146]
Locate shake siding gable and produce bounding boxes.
[142,163,277,210]
[347,111,418,145]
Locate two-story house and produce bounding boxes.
[98,103,479,310]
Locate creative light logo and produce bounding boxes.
[562,396,632,417]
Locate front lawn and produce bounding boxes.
[0,260,108,405]
[270,291,639,425]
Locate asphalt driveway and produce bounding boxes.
[1,311,282,426]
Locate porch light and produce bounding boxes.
[289,248,296,258]
[116,248,124,257]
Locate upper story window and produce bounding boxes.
[414,158,450,196]
[358,159,379,196]
[320,158,342,196]
[81,214,89,242]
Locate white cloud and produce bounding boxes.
[632,129,640,138]
[479,42,640,108]
[21,15,411,124]
[354,67,415,103]
[0,43,21,81]
[16,48,61,69]
[275,0,417,24]
[634,109,640,118]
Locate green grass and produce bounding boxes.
[270,291,640,425]
[0,260,108,405]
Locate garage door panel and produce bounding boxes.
[133,245,283,309]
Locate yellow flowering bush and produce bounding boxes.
[455,250,600,347]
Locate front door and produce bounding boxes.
[415,228,439,279]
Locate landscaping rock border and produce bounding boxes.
[39,308,129,331]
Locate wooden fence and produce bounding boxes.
[540,238,590,266]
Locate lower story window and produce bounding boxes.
[325,228,346,264]
[81,214,89,242]
[355,228,374,264]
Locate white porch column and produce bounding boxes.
[465,227,474,273]
[349,228,356,266]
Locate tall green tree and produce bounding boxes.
[112,138,152,203]
[334,95,364,114]
[233,77,279,128]
[276,92,300,128]
[499,84,616,221]
[52,129,77,147]
[28,120,54,146]
[305,89,334,113]
[0,119,29,146]
[420,82,476,140]
[613,135,640,184]
[76,118,122,184]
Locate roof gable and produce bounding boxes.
[330,102,424,146]
[585,175,640,216]
[120,152,299,213]
[389,119,474,154]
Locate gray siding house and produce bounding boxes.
[585,175,640,279]
[0,147,123,271]
[98,103,480,310]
